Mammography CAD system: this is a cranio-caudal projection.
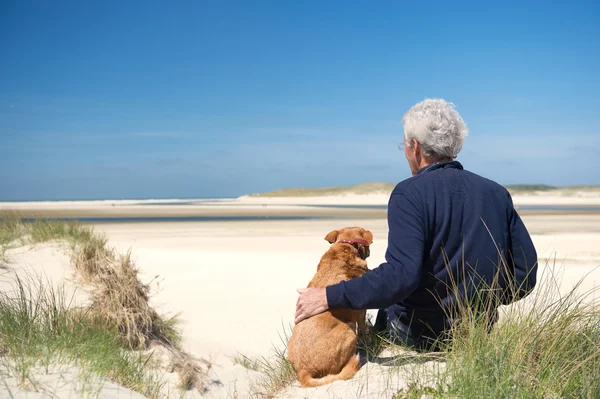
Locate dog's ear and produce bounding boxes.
[362,229,373,244]
[324,230,339,244]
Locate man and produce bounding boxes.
[295,98,538,351]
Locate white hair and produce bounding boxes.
[402,98,469,160]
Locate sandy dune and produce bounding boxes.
[2,205,600,398]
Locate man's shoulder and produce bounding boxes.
[461,169,512,196]
[390,166,512,198]
[390,175,422,196]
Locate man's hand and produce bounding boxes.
[294,287,328,324]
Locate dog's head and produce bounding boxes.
[324,226,374,259]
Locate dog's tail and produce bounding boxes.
[297,354,360,388]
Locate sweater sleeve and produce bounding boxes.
[504,201,538,303]
[325,192,425,310]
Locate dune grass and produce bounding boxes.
[0,212,91,264]
[246,260,600,399]
[71,236,182,350]
[504,184,557,192]
[0,272,165,398]
[232,353,262,372]
[0,214,210,396]
[252,342,296,398]
[234,327,296,398]
[434,275,600,398]
[1,212,91,247]
[4,213,599,398]
[389,261,600,399]
[0,213,22,265]
[248,182,396,197]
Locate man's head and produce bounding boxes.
[401,99,469,175]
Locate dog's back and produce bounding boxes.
[288,227,372,387]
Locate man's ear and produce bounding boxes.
[362,229,373,244]
[324,230,339,244]
[412,139,423,162]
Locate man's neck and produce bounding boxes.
[419,156,451,170]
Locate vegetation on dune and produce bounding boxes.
[71,235,182,350]
[248,182,600,197]
[3,213,600,398]
[248,182,396,197]
[232,327,297,398]
[240,260,600,399]
[394,260,600,398]
[504,184,557,191]
[0,213,210,397]
[0,273,165,398]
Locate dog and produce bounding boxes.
[288,226,373,387]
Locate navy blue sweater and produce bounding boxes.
[326,161,538,337]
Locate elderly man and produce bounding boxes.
[295,98,538,351]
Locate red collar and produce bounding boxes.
[335,239,370,247]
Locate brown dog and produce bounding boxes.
[288,226,373,387]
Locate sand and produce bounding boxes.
[1,364,147,399]
[1,196,600,398]
[2,194,600,222]
[2,190,600,220]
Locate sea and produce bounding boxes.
[11,201,600,224]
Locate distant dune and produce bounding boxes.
[249,182,600,197]
[248,182,396,197]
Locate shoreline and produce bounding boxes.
[2,195,600,220]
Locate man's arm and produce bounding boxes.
[504,201,538,303]
[325,192,426,310]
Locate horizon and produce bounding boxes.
[2,1,599,201]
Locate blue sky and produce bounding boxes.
[1,1,599,200]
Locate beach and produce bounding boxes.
[2,194,600,398]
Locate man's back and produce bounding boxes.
[326,160,538,342]
[386,160,538,337]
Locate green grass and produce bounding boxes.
[438,286,600,397]
[236,327,296,398]
[4,214,600,398]
[249,263,600,399]
[0,214,206,396]
[232,353,262,372]
[388,262,600,399]
[0,213,24,264]
[0,212,94,264]
[27,218,94,246]
[0,272,165,398]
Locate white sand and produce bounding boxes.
[0,242,90,308]
[1,364,147,399]
[238,192,600,207]
[2,206,600,398]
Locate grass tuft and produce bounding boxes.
[437,270,600,398]
[242,327,296,398]
[386,259,600,398]
[72,242,180,350]
[171,352,213,392]
[0,212,24,265]
[0,271,165,398]
[232,353,262,372]
[0,215,209,395]
[27,218,94,246]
